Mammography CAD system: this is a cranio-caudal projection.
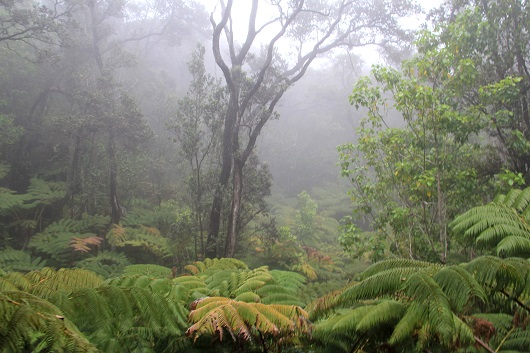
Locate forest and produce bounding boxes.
[0,0,529,352]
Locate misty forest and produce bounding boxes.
[1,0,530,352]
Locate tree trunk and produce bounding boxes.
[205,97,237,258]
[65,131,82,218]
[225,157,243,257]
[108,129,120,225]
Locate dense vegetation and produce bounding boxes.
[0,0,529,352]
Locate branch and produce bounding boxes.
[474,336,495,353]
[210,0,235,91]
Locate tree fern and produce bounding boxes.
[0,291,97,352]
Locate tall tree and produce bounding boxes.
[168,44,225,258]
[430,0,530,179]
[206,0,418,258]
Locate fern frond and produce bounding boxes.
[496,236,530,257]
[388,302,425,345]
[185,258,248,275]
[341,266,428,301]
[403,272,455,345]
[106,224,128,247]
[355,300,406,332]
[476,224,530,248]
[24,178,67,207]
[362,258,437,278]
[464,256,524,293]
[70,235,103,252]
[76,251,130,278]
[501,328,530,352]
[498,189,522,208]
[187,297,310,343]
[0,248,46,272]
[122,264,172,278]
[433,265,487,313]
[0,187,25,215]
[26,268,103,299]
[0,291,97,352]
[510,187,530,212]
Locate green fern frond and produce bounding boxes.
[234,291,261,303]
[501,328,530,352]
[403,272,455,345]
[270,270,306,289]
[497,189,522,208]
[122,264,172,278]
[27,268,103,299]
[355,300,406,332]
[185,258,248,275]
[464,256,524,293]
[260,293,305,306]
[24,178,67,207]
[362,258,437,278]
[476,224,530,249]
[452,314,475,347]
[0,188,25,215]
[76,251,130,278]
[106,224,128,247]
[510,187,530,212]
[0,163,9,179]
[341,266,427,301]
[389,302,425,345]
[0,248,46,272]
[433,265,487,313]
[0,291,98,352]
[496,236,530,257]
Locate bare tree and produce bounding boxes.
[206,0,418,257]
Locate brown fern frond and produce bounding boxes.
[70,236,103,252]
[139,225,161,237]
[106,224,127,247]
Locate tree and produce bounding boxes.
[338,27,498,262]
[0,0,78,60]
[430,0,530,180]
[295,191,318,245]
[206,0,419,258]
[168,44,225,259]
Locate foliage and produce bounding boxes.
[309,255,528,353]
[451,187,530,257]
[0,248,46,272]
[0,291,98,352]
